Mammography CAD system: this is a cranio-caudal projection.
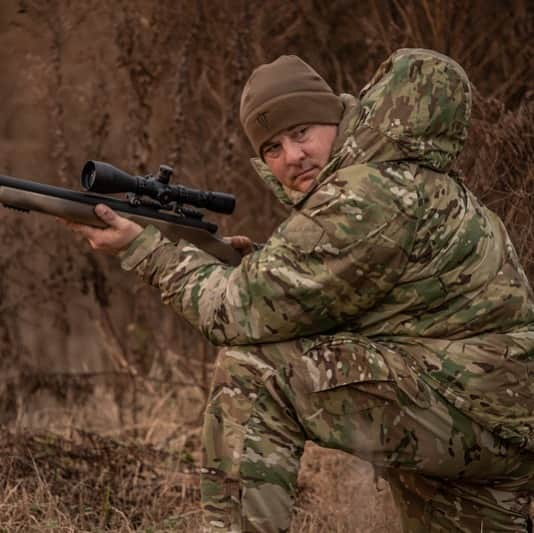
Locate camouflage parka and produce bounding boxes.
[121,49,534,450]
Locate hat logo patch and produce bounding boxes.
[256,112,269,130]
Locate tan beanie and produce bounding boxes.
[240,55,343,155]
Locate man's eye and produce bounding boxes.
[294,127,308,139]
[264,144,281,158]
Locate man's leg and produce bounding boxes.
[295,336,534,532]
[201,342,306,533]
[386,469,533,532]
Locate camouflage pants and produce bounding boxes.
[200,333,534,532]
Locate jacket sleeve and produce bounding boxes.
[120,164,420,345]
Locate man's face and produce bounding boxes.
[261,124,338,193]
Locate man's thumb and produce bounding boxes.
[94,204,119,226]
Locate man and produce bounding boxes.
[69,49,534,532]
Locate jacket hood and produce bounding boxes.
[251,48,472,206]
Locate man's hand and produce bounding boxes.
[63,204,143,255]
[224,235,255,256]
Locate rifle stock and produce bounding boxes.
[0,175,242,266]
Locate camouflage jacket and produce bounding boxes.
[121,49,534,448]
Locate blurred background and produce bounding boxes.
[0,0,532,530]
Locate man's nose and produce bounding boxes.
[283,140,306,165]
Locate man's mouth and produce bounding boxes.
[294,167,316,180]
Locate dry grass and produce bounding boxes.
[0,430,201,532]
[0,0,532,530]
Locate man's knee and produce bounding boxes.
[210,345,273,398]
[211,340,302,391]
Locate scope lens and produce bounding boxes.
[81,161,96,190]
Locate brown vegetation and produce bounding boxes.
[0,0,532,530]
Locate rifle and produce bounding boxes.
[0,161,242,266]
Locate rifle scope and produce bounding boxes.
[81,160,235,215]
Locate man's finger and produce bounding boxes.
[66,220,100,240]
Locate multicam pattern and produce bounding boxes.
[201,337,534,532]
[120,49,534,532]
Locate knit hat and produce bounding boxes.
[240,55,343,155]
